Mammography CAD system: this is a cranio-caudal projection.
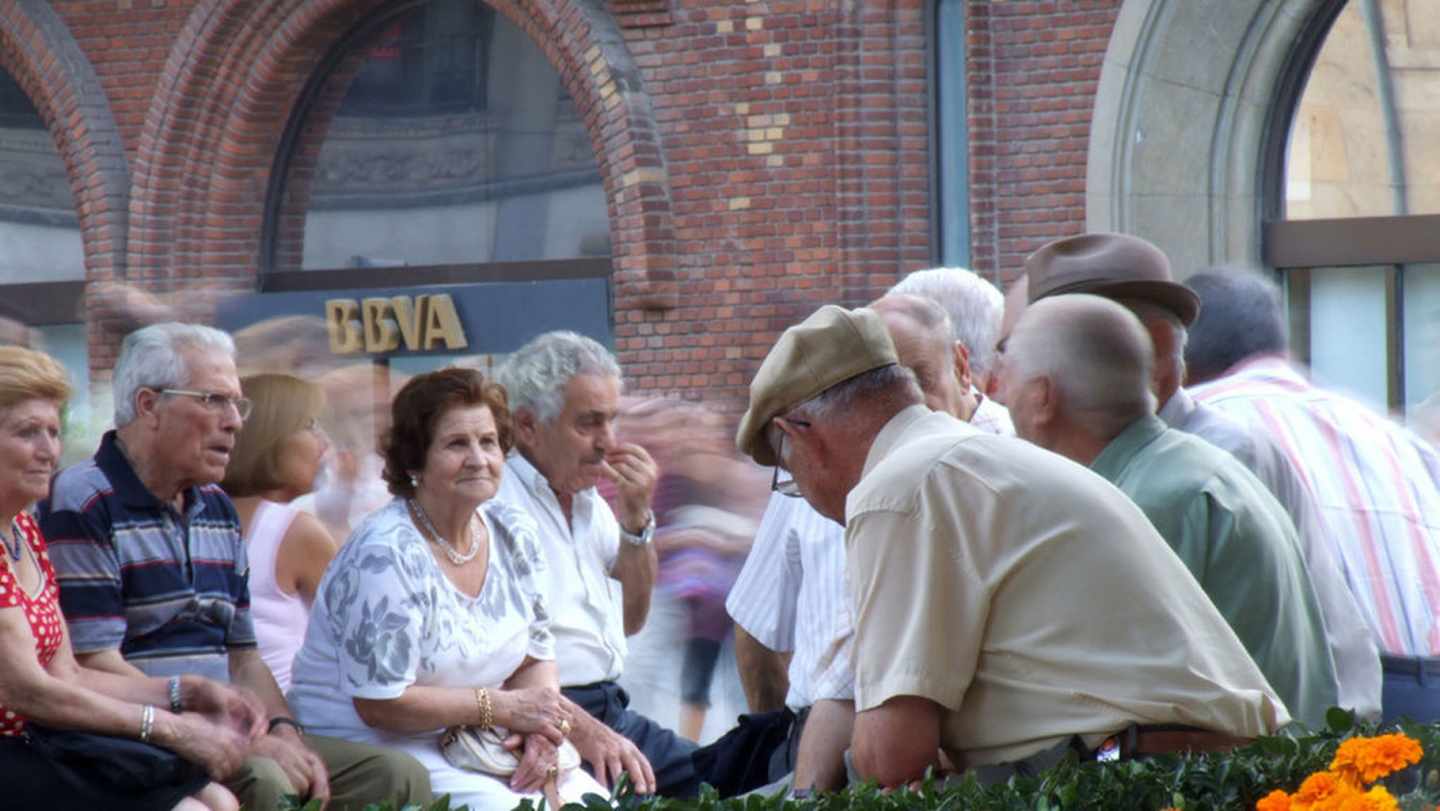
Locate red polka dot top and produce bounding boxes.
[0,512,65,736]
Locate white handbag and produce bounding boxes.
[439,724,581,777]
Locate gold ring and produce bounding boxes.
[547,765,559,778]
[558,718,571,736]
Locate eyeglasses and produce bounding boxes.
[159,388,253,421]
[769,418,811,498]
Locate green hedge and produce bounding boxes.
[279,711,1440,811]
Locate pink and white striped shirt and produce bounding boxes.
[1191,355,1440,657]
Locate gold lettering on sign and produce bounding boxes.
[423,294,468,351]
[362,298,400,353]
[324,294,469,355]
[325,300,363,354]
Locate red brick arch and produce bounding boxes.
[0,1,132,372]
[128,0,677,306]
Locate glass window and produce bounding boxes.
[1273,0,1440,413]
[933,0,971,267]
[0,70,84,283]
[1285,0,1440,220]
[271,0,608,272]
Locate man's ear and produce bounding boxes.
[951,341,974,391]
[133,387,163,426]
[512,408,538,448]
[1030,375,1060,427]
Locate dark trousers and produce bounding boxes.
[1380,654,1440,725]
[564,680,700,798]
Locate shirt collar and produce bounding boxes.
[95,430,203,515]
[1157,387,1197,426]
[505,450,596,505]
[861,404,933,479]
[1088,415,1168,481]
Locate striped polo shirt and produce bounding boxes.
[40,430,255,682]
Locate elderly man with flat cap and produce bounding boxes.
[1010,233,1381,720]
[1001,293,1341,729]
[735,304,1286,788]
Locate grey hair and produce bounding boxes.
[1007,294,1156,437]
[889,267,1005,378]
[113,322,237,426]
[495,331,622,424]
[1184,267,1287,385]
[788,364,923,424]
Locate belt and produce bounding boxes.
[1380,654,1440,678]
[1094,724,1250,761]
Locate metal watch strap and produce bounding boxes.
[268,717,305,737]
[620,511,655,546]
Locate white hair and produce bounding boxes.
[113,322,237,426]
[889,267,1004,378]
[1006,295,1155,436]
[495,331,622,424]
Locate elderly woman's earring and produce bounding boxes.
[410,473,420,488]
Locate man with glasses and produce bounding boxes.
[735,305,1287,788]
[42,322,431,810]
[721,293,1016,796]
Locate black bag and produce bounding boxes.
[689,708,795,798]
[24,724,207,793]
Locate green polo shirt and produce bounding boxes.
[1090,416,1340,730]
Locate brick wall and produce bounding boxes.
[15,0,1122,413]
[966,1,1121,286]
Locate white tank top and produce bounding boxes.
[246,500,310,692]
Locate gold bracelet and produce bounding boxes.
[474,687,494,730]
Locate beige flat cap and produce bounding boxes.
[1025,232,1200,326]
[735,305,898,467]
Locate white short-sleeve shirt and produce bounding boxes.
[494,453,627,685]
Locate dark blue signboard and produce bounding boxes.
[214,278,612,357]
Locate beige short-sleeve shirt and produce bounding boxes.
[846,405,1288,768]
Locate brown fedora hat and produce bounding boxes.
[1024,232,1200,326]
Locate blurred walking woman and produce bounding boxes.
[289,367,605,807]
[221,374,338,691]
[0,347,251,811]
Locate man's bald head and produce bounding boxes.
[1004,294,1155,450]
[871,293,975,419]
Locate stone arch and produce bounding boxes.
[1086,0,1329,276]
[0,2,129,276]
[129,0,677,306]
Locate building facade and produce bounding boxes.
[0,0,1434,439]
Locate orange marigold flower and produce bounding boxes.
[1334,785,1399,811]
[1294,771,1346,804]
[1329,734,1423,784]
[1256,789,1292,811]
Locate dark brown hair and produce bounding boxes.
[381,367,512,498]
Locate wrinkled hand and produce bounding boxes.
[250,731,331,808]
[497,686,568,744]
[569,710,655,795]
[169,712,251,782]
[182,677,266,741]
[600,443,658,529]
[504,732,558,793]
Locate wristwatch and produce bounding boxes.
[619,511,655,547]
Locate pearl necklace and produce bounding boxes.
[407,499,481,566]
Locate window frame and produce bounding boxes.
[260,0,611,291]
[1260,0,1440,411]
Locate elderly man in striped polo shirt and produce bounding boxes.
[42,323,430,811]
[1184,269,1440,725]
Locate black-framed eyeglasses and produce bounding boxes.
[769,418,811,498]
[158,388,254,421]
